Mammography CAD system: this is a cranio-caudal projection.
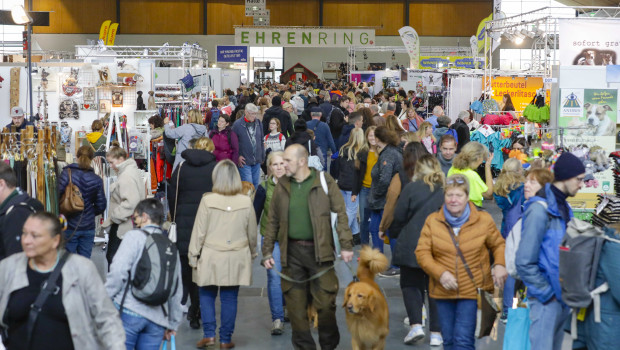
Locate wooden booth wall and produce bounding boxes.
[32,0,491,36]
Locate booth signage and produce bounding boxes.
[399,26,420,69]
[558,88,618,193]
[490,77,544,111]
[245,0,266,16]
[559,19,619,66]
[419,56,478,70]
[476,14,493,53]
[216,46,248,63]
[235,27,375,47]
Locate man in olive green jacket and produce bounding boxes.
[262,143,353,350]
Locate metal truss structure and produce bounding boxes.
[482,6,620,94]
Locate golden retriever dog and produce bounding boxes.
[343,246,389,350]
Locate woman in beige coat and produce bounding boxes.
[103,146,146,266]
[189,159,257,349]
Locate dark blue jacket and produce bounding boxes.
[337,124,355,149]
[6,121,37,140]
[232,117,264,166]
[516,183,573,304]
[306,119,337,164]
[0,188,44,259]
[493,184,524,239]
[58,163,106,231]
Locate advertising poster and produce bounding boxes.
[559,19,619,66]
[558,88,618,193]
[350,73,375,83]
[398,26,420,69]
[490,77,544,111]
[216,46,248,63]
[419,56,480,70]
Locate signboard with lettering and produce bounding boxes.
[245,0,266,16]
[235,27,375,47]
[216,46,248,63]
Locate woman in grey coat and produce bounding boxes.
[0,212,125,350]
[164,109,207,171]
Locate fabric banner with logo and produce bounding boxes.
[558,88,618,193]
[559,19,619,66]
[216,46,248,63]
[476,14,493,54]
[235,27,375,47]
[398,26,420,69]
[490,77,543,111]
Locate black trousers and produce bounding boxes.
[282,242,340,350]
[105,224,120,268]
[179,253,200,312]
[400,266,441,332]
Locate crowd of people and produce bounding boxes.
[0,78,616,350]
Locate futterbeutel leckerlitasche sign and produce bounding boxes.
[235,27,375,47]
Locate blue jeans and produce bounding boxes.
[64,229,95,258]
[436,299,478,350]
[199,285,240,344]
[368,209,397,258]
[120,311,165,350]
[502,275,516,316]
[529,297,571,350]
[340,190,360,235]
[358,187,371,245]
[238,163,261,189]
[262,236,284,321]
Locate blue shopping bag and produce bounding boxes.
[162,335,176,350]
[502,306,531,350]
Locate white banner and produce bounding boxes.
[235,27,375,47]
[559,19,619,66]
[398,26,420,69]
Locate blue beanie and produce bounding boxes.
[553,152,585,181]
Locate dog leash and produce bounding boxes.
[272,259,359,284]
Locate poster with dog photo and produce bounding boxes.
[559,19,619,66]
[559,88,617,193]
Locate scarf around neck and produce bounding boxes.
[444,203,471,228]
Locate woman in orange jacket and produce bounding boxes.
[416,174,507,350]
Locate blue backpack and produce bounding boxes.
[208,107,220,131]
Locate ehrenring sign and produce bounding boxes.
[234,27,376,47]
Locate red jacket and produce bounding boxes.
[401,115,425,132]
[209,128,239,162]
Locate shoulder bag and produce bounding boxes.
[168,163,182,243]
[446,225,499,338]
[59,168,85,215]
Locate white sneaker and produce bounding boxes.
[404,325,425,345]
[271,319,284,335]
[430,333,443,346]
[403,317,409,325]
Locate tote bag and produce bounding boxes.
[502,306,531,350]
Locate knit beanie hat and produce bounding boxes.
[553,152,585,181]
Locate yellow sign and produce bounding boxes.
[490,77,544,112]
[98,20,111,42]
[476,14,493,54]
[106,23,119,46]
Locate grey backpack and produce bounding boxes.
[121,229,179,311]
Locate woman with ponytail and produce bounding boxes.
[57,145,106,258]
[389,155,446,345]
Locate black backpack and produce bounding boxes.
[121,229,179,311]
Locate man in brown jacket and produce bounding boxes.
[262,144,354,350]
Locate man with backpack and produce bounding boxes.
[106,199,182,349]
[0,162,44,260]
[516,152,585,350]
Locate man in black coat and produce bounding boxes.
[0,162,44,260]
[452,111,472,153]
[302,97,320,122]
[263,95,295,137]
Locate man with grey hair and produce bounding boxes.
[232,103,264,188]
[370,104,386,126]
[426,106,443,131]
[452,110,472,152]
[384,102,397,118]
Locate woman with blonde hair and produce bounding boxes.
[355,126,378,246]
[416,174,507,350]
[447,141,494,207]
[390,155,445,345]
[337,128,368,242]
[282,91,292,102]
[189,159,257,349]
[168,136,218,329]
[401,108,425,132]
[164,108,207,171]
[400,132,420,148]
[416,121,436,154]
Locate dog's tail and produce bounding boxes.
[357,246,389,280]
